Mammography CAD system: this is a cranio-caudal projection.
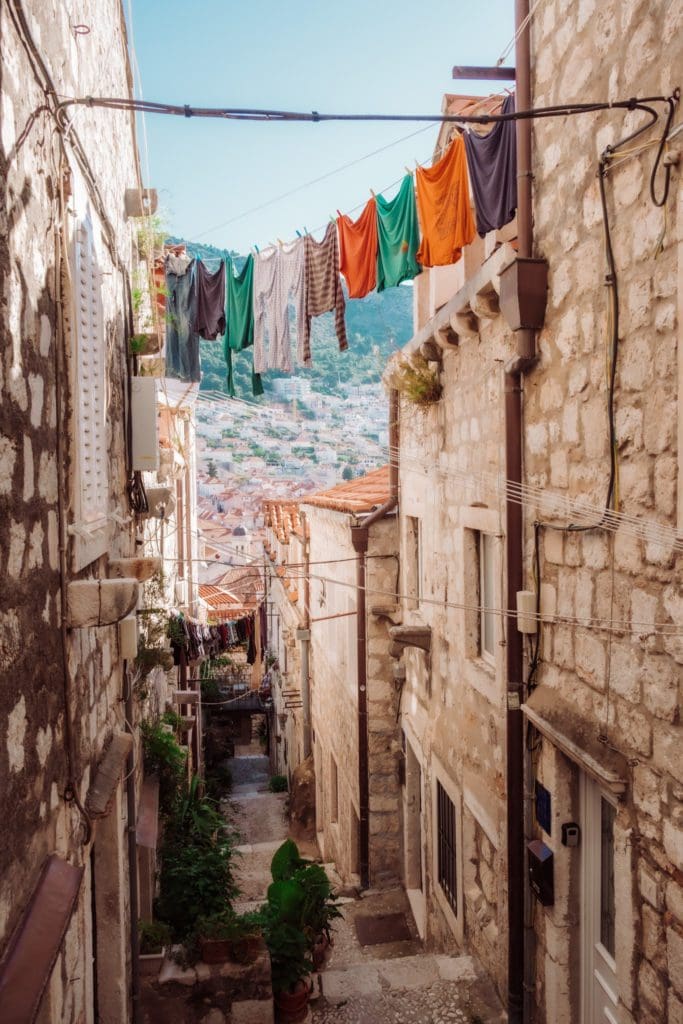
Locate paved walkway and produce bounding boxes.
[225,745,506,1024]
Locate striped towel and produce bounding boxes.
[302,223,348,365]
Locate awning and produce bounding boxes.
[0,855,83,1024]
[522,687,628,797]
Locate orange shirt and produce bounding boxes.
[416,134,475,267]
[337,197,377,298]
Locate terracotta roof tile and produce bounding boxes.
[303,465,390,514]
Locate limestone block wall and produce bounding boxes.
[0,4,146,1021]
[307,508,360,879]
[524,3,682,1022]
[366,516,402,886]
[306,506,400,886]
[398,312,516,995]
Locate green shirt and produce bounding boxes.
[224,255,263,398]
[376,174,421,291]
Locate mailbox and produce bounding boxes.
[528,839,554,906]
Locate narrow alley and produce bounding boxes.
[226,742,505,1024]
[2,3,681,1024]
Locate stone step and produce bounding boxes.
[319,953,479,1005]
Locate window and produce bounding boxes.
[478,532,495,662]
[405,515,422,608]
[330,756,339,823]
[437,781,457,915]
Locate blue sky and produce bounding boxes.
[128,1,514,255]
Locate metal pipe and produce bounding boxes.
[124,665,141,1024]
[350,390,399,889]
[299,516,309,757]
[505,5,535,1022]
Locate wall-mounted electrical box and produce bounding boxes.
[131,376,159,472]
[561,822,581,848]
[528,839,554,906]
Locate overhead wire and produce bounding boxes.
[198,549,682,637]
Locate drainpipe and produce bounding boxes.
[505,2,535,1022]
[350,389,399,889]
[124,664,141,1024]
[299,512,312,759]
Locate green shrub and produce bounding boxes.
[268,774,288,793]
[141,721,187,812]
[138,919,172,955]
[155,776,239,941]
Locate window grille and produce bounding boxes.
[437,781,457,915]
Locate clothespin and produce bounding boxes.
[277,238,284,248]
[404,166,412,175]
[303,226,309,236]
[370,188,376,198]
[336,209,343,218]
[329,215,336,224]
[254,244,260,254]
[295,230,302,238]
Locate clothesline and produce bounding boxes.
[163,93,518,399]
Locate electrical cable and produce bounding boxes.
[193,122,437,240]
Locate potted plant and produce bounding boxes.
[195,910,263,965]
[138,920,171,977]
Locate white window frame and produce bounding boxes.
[478,531,496,665]
[70,202,109,570]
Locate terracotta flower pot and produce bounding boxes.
[274,978,311,1023]
[230,934,261,963]
[312,933,330,971]
[199,937,232,964]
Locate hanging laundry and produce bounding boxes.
[224,255,263,398]
[376,174,421,291]
[337,197,377,298]
[416,134,475,267]
[193,259,227,340]
[302,223,347,364]
[253,238,306,373]
[464,93,517,237]
[165,256,201,383]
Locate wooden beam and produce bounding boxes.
[452,65,516,80]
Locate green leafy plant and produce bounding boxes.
[269,774,288,793]
[141,720,187,812]
[138,919,172,955]
[384,351,442,405]
[259,840,341,993]
[156,776,239,941]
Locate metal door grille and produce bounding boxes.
[437,781,457,914]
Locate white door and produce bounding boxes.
[581,774,619,1024]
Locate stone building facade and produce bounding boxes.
[0,4,200,1022]
[394,3,682,1023]
[264,468,402,888]
[263,500,308,777]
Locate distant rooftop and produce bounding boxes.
[303,465,390,514]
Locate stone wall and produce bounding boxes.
[0,4,147,1021]
[526,3,682,1022]
[305,505,401,887]
[397,311,515,993]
